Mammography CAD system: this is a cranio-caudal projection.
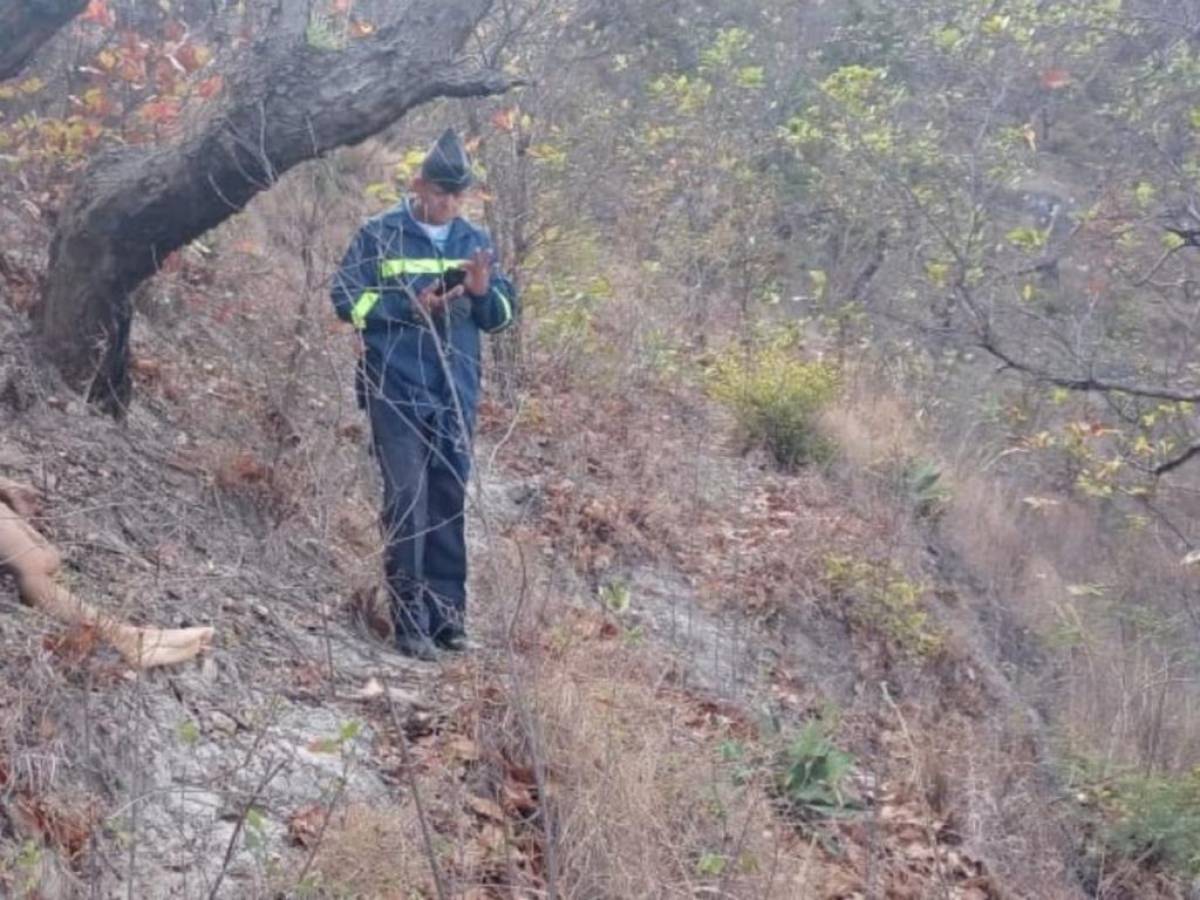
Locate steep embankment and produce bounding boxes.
[1,226,1086,898]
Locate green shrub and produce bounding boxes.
[707,340,840,469]
[823,554,943,657]
[1104,771,1200,876]
[899,457,952,519]
[1067,756,1200,880]
[774,719,859,822]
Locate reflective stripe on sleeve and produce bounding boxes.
[490,286,513,330]
[379,258,469,277]
[350,290,380,329]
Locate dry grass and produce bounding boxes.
[825,371,1200,767]
[281,802,430,897]
[820,369,1200,892]
[820,384,925,473]
[483,608,828,899]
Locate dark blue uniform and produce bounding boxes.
[331,199,517,641]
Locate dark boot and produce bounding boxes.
[434,627,471,652]
[393,632,439,661]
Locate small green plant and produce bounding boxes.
[900,457,952,519]
[305,14,346,50]
[2,840,44,895]
[243,807,269,858]
[823,555,942,657]
[774,719,859,822]
[176,718,201,747]
[696,851,727,876]
[308,719,363,755]
[599,580,631,614]
[707,337,840,469]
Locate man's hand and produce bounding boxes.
[463,248,493,297]
[415,282,462,316]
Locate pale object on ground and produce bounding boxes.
[349,677,422,705]
[0,480,214,669]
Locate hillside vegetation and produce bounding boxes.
[2,1,1200,897]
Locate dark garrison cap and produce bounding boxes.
[420,128,474,193]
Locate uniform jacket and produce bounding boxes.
[330,199,518,432]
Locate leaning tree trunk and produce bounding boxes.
[0,0,86,80]
[37,0,515,413]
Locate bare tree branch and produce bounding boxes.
[978,332,1200,403]
[1155,442,1200,476]
[36,0,522,412]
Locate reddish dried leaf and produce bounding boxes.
[287,804,327,847]
[139,98,180,126]
[118,57,145,84]
[491,107,517,132]
[176,43,209,74]
[80,0,115,27]
[505,763,537,787]
[43,624,101,668]
[196,74,224,100]
[1040,68,1071,90]
[130,355,163,381]
[14,794,96,862]
[216,451,269,487]
[152,58,178,94]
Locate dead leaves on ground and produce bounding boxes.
[817,785,1000,900]
[0,758,98,870]
[287,803,327,848]
[455,745,546,892]
[537,477,654,576]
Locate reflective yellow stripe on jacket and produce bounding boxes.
[379,258,469,277]
[350,291,379,329]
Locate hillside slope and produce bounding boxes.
[0,227,1100,899]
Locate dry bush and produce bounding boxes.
[898,711,1082,899]
[486,609,825,898]
[281,802,431,897]
[942,471,1200,774]
[823,368,1200,890]
[820,383,925,473]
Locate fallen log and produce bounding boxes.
[0,480,213,668]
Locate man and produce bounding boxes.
[330,129,518,660]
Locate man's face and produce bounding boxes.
[412,177,464,226]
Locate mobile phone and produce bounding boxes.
[436,268,467,295]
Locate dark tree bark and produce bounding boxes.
[36,0,516,413]
[0,0,86,80]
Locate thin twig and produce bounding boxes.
[207,758,287,900]
[380,678,449,900]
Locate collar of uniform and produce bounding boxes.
[389,198,466,245]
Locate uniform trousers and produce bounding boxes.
[366,390,472,640]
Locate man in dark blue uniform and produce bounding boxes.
[330,129,518,660]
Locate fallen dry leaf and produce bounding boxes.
[446,735,481,762]
[467,794,505,823]
[287,804,326,847]
[501,779,538,816]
